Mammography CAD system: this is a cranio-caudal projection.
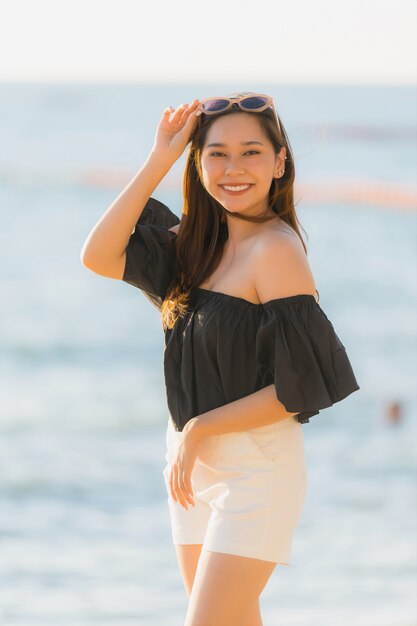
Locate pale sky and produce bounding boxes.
[1,0,416,84]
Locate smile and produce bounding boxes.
[219,184,254,194]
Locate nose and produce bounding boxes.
[225,160,246,177]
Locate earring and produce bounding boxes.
[276,156,287,177]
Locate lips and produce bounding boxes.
[219,183,254,194]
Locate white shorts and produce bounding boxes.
[162,414,308,565]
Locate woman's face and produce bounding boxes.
[200,113,286,215]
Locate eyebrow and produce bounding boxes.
[206,141,264,148]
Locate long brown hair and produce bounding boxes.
[161,91,310,330]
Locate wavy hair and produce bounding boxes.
[161,91,312,330]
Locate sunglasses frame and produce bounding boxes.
[197,93,282,133]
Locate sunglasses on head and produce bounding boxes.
[197,94,282,132]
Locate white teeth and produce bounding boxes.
[222,185,251,192]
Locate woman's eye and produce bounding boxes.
[209,151,260,157]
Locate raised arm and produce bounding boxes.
[80,99,200,280]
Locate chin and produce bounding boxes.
[217,198,252,211]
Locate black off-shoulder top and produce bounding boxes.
[122,197,360,432]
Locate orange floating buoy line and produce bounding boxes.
[77,167,417,212]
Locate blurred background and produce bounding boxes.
[0,1,416,625]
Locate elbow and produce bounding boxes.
[80,245,125,280]
[80,243,100,273]
[79,229,106,270]
[80,243,92,269]
[80,251,103,275]
[80,242,88,266]
[80,252,91,270]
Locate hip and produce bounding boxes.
[165,414,307,474]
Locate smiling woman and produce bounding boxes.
[200,116,287,208]
[82,91,360,626]
[158,91,303,329]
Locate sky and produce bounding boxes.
[0,0,416,84]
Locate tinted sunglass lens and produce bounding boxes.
[202,99,230,112]
[240,96,269,110]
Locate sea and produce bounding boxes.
[0,82,416,625]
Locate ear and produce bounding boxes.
[274,147,286,177]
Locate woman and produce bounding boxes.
[81,92,360,626]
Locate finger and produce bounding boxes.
[178,465,194,507]
[177,476,190,510]
[184,99,199,114]
[177,466,194,509]
[173,464,188,510]
[161,107,174,122]
[179,101,199,124]
[164,101,196,124]
[170,465,185,508]
[179,108,200,130]
[178,108,191,125]
[187,99,201,115]
[170,104,188,123]
[181,471,195,506]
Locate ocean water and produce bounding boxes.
[0,83,416,626]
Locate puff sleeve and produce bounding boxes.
[122,197,180,310]
[255,294,360,424]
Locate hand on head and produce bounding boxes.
[151,99,201,164]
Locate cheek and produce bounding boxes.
[255,160,276,185]
[253,157,272,174]
[201,161,221,187]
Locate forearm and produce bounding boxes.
[186,384,299,440]
[80,151,174,270]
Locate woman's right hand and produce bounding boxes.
[150,99,201,165]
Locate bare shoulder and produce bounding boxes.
[253,219,305,259]
[268,217,300,240]
[252,222,317,302]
